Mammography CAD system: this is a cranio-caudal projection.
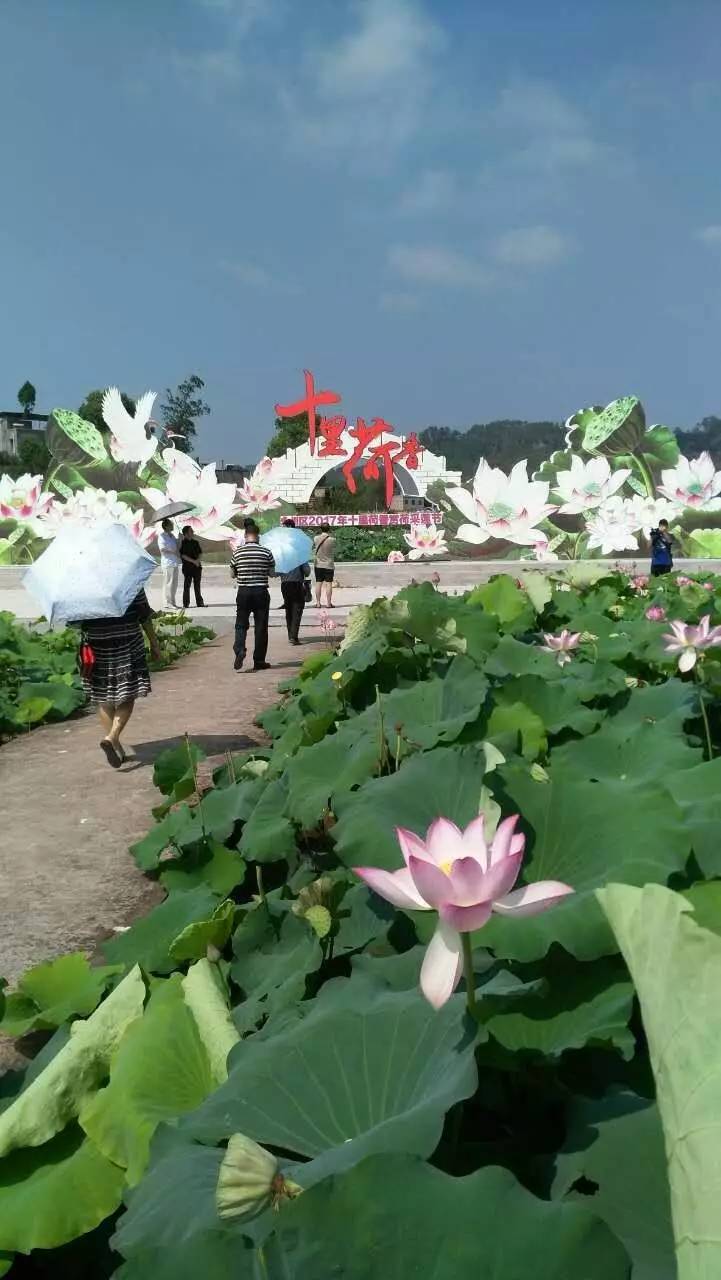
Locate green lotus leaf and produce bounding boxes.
[102,887,221,975]
[47,408,108,463]
[0,1125,125,1254]
[230,908,323,1036]
[0,965,146,1156]
[598,883,721,1280]
[80,972,233,1185]
[0,952,122,1038]
[554,1091,675,1280]
[169,899,237,963]
[179,984,479,1188]
[250,1155,630,1279]
[686,527,721,558]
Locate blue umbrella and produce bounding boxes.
[260,525,313,574]
[24,523,156,624]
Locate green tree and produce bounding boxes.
[267,410,318,458]
[160,375,210,453]
[17,381,37,414]
[78,389,136,431]
[18,435,50,474]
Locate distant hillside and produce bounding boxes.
[420,414,721,480]
[419,421,565,480]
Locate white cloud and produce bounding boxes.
[316,0,442,97]
[491,76,602,175]
[388,244,491,289]
[220,259,271,287]
[283,0,444,159]
[491,225,570,268]
[194,0,277,36]
[398,169,455,215]
[379,291,421,312]
[697,225,721,247]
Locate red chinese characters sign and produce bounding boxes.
[274,369,423,508]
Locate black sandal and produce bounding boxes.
[100,739,123,769]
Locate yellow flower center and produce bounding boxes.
[439,859,453,875]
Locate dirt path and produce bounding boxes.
[0,621,321,987]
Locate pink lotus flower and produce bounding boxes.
[659,452,721,510]
[354,816,573,1009]
[0,472,54,535]
[676,575,693,587]
[702,582,714,591]
[645,605,666,621]
[403,521,447,560]
[663,614,721,672]
[319,609,337,638]
[630,574,649,590]
[540,629,581,666]
[387,550,405,563]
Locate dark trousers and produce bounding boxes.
[281,581,305,641]
[182,565,204,607]
[234,587,270,667]
[651,564,672,577]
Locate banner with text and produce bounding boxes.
[293,512,442,528]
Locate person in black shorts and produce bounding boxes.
[313,523,336,607]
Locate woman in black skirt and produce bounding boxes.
[79,589,161,768]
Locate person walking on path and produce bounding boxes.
[158,518,181,609]
[650,519,675,577]
[180,525,205,608]
[78,589,162,768]
[278,518,310,646]
[230,522,275,671]
[313,523,336,608]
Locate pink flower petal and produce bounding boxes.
[420,920,463,1009]
[474,850,523,903]
[425,817,466,867]
[447,856,488,905]
[678,648,697,673]
[489,815,524,866]
[408,855,452,909]
[396,827,430,866]
[460,816,489,870]
[492,880,574,917]
[354,866,429,911]
[439,900,493,932]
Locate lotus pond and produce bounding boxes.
[1,566,721,1278]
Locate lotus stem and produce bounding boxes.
[632,451,655,499]
[697,681,714,761]
[461,933,478,1018]
[256,865,266,903]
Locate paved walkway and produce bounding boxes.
[0,620,325,988]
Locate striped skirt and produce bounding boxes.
[80,617,152,707]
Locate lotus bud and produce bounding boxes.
[216,1133,302,1222]
[624,677,639,689]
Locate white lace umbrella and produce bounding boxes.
[24,524,156,624]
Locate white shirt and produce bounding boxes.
[158,531,181,566]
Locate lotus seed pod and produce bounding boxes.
[216,1134,278,1221]
[292,876,334,917]
[48,408,108,462]
[305,905,332,939]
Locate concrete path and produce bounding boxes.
[3,558,720,621]
[0,619,325,988]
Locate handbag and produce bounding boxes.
[78,642,96,677]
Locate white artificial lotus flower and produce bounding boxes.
[584,497,639,555]
[0,473,54,535]
[446,459,556,547]
[531,538,559,562]
[623,494,679,534]
[658,452,721,511]
[37,487,155,548]
[103,388,158,470]
[141,449,244,541]
[554,455,630,514]
[403,521,447,560]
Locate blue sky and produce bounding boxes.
[1,0,720,462]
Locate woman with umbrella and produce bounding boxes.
[81,590,162,767]
[278,518,311,645]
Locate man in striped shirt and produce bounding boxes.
[230,522,275,671]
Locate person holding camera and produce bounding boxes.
[649,519,674,576]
